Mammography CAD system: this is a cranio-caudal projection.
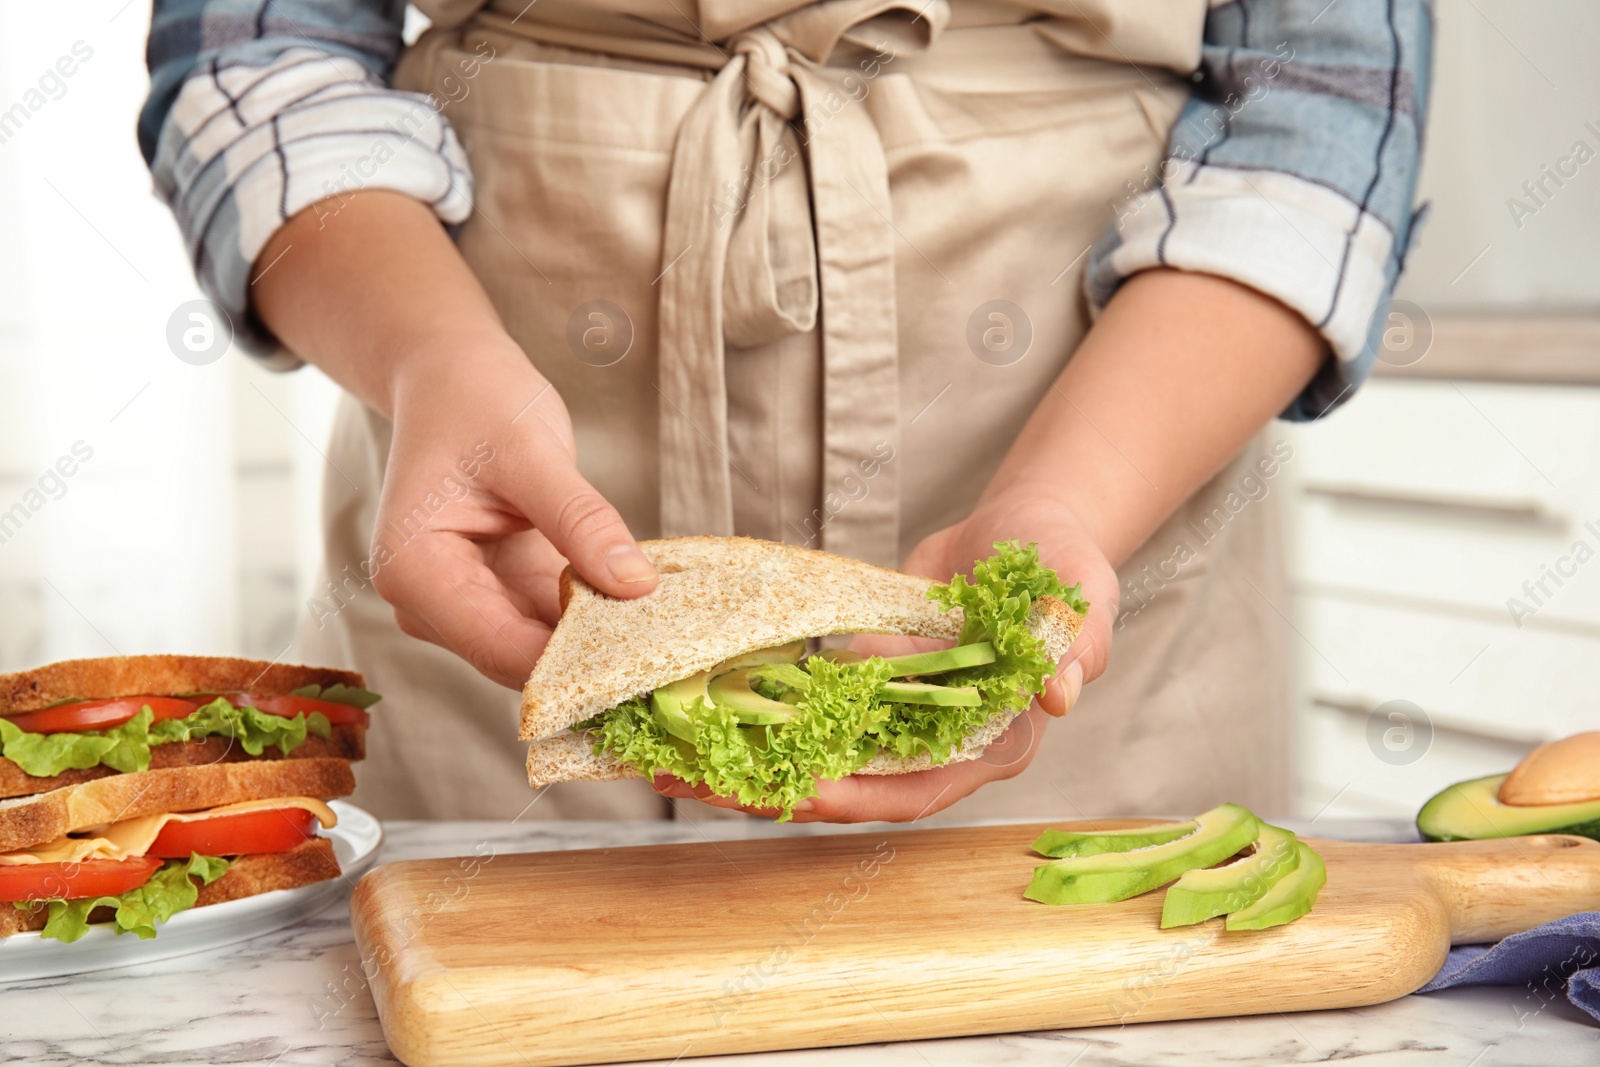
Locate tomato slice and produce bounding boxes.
[147,807,319,859]
[219,694,369,727]
[0,856,161,902]
[3,697,200,735]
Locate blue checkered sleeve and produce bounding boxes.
[141,0,474,364]
[1086,0,1435,420]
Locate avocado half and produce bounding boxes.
[1416,773,1600,842]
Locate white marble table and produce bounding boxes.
[3,817,1597,1066]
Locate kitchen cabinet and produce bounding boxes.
[1284,325,1600,819]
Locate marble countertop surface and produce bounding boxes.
[2,816,1596,1067]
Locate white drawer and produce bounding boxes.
[1295,702,1534,821]
[1288,379,1600,504]
[1294,501,1600,626]
[1297,595,1598,741]
[1285,379,1600,625]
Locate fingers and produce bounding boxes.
[1037,660,1085,717]
[490,421,658,602]
[1063,582,1115,686]
[374,531,555,689]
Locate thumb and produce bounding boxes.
[499,461,658,600]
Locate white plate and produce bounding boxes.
[0,800,383,981]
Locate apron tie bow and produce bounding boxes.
[656,3,945,563]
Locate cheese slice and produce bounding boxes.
[0,796,337,865]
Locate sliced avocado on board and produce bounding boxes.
[707,668,799,726]
[1417,773,1600,842]
[1224,841,1327,931]
[1032,820,1200,860]
[1025,803,1261,906]
[879,680,982,707]
[1160,824,1301,929]
[879,642,997,677]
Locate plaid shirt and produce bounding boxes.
[142,0,1432,417]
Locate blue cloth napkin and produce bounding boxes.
[1418,911,1600,1024]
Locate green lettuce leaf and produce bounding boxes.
[587,542,1083,818]
[31,853,232,943]
[287,683,383,709]
[592,656,894,820]
[0,698,336,778]
[0,717,118,775]
[148,699,332,758]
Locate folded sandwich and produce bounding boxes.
[0,656,377,941]
[521,537,1085,818]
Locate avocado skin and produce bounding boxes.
[1160,824,1301,928]
[1417,773,1600,842]
[1025,803,1260,906]
[1224,841,1327,931]
[1032,822,1197,860]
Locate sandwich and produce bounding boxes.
[0,655,378,941]
[520,537,1086,817]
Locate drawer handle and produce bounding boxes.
[1302,483,1559,527]
[1310,694,1545,748]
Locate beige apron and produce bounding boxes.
[299,0,1292,821]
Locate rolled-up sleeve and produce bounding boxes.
[1086,0,1434,420]
[141,0,474,363]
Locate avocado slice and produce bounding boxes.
[808,648,864,665]
[647,643,807,740]
[1160,824,1301,928]
[1032,821,1199,860]
[1417,773,1600,842]
[650,671,713,743]
[879,680,982,707]
[1224,840,1327,931]
[879,642,997,677]
[706,668,799,726]
[1025,803,1260,906]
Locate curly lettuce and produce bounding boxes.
[586,541,1085,819]
[27,853,232,942]
[0,697,336,778]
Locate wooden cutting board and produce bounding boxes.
[350,821,1600,1067]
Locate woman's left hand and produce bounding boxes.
[654,485,1120,822]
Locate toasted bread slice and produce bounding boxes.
[0,758,355,853]
[0,723,367,801]
[522,538,1083,787]
[1,837,342,936]
[0,655,364,716]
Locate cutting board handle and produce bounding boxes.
[1411,834,1600,943]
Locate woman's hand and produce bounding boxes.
[251,191,658,689]
[369,340,659,688]
[655,485,1120,822]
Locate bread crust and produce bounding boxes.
[1,837,342,936]
[0,758,356,853]
[0,724,366,800]
[0,655,364,716]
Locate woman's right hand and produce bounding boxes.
[369,337,658,689]
[251,191,657,689]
